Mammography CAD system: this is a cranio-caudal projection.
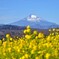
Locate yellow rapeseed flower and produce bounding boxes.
[17,49,20,52]
[49,29,51,32]
[21,56,25,59]
[44,43,50,48]
[26,25,30,29]
[12,57,16,59]
[25,35,31,39]
[35,36,38,39]
[26,28,31,33]
[47,36,51,41]
[31,50,35,54]
[53,28,55,31]
[0,40,2,45]
[8,47,11,52]
[2,38,5,42]
[38,33,44,38]
[24,29,27,34]
[3,41,7,47]
[33,30,37,35]
[10,37,13,41]
[35,56,39,59]
[24,54,29,58]
[45,53,50,59]
[3,52,6,56]
[6,34,10,38]
[33,46,37,50]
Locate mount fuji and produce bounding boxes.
[11,14,59,29]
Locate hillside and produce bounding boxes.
[0,25,49,39]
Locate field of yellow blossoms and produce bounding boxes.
[0,26,59,59]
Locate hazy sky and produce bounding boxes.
[0,0,59,24]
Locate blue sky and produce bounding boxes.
[0,0,59,24]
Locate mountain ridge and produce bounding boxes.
[10,14,59,29]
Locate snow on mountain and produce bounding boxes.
[27,14,40,22]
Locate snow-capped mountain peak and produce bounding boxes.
[27,14,40,22]
[11,14,59,29]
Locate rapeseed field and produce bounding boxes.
[0,26,59,59]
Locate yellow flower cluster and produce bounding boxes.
[0,26,59,59]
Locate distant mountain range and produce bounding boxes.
[11,14,59,29]
[0,25,25,30]
[0,14,59,39]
